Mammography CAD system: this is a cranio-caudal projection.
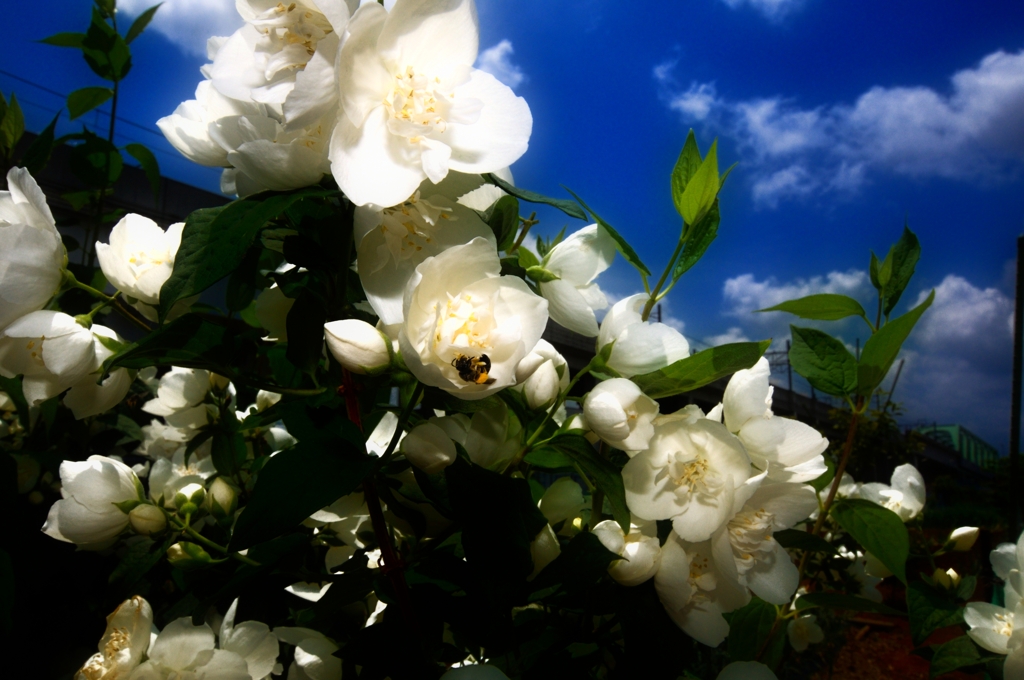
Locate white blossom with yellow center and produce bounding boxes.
[399,237,547,399]
[76,596,153,680]
[622,407,754,543]
[331,0,532,207]
[95,214,184,320]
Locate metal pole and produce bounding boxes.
[1010,236,1024,535]
[786,340,794,415]
[883,358,905,412]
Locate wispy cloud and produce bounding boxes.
[119,0,242,57]
[719,0,809,22]
[476,40,527,90]
[655,49,1024,207]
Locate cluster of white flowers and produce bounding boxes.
[965,530,1024,677]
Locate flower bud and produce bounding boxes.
[400,422,457,474]
[207,477,238,519]
[514,340,569,410]
[166,541,214,570]
[129,504,167,536]
[256,389,282,412]
[932,567,961,589]
[538,478,585,528]
[948,526,979,552]
[175,482,206,515]
[324,319,392,374]
[583,379,659,455]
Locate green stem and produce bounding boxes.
[510,212,538,253]
[507,364,592,473]
[641,230,689,322]
[234,378,328,397]
[167,514,260,566]
[377,382,425,465]
[63,271,153,332]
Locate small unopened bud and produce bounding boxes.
[324,319,392,375]
[129,504,167,536]
[932,567,961,589]
[207,477,238,519]
[175,482,206,515]
[209,373,231,392]
[948,527,979,552]
[167,541,214,570]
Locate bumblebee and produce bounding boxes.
[452,353,496,385]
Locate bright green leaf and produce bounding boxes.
[483,194,519,252]
[124,143,160,202]
[631,340,770,399]
[125,3,163,44]
[229,437,373,551]
[482,172,587,221]
[857,290,934,396]
[831,498,909,583]
[564,188,651,277]
[67,86,113,120]
[759,294,869,322]
[672,201,720,280]
[795,592,904,616]
[671,130,702,217]
[789,326,858,397]
[882,225,921,317]
[517,245,539,270]
[679,139,720,227]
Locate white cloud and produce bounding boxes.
[476,40,526,90]
[722,269,870,316]
[719,0,808,21]
[656,49,1024,207]
[705,327,751,346]
[912,275,1013,361]
[119,0,242,57]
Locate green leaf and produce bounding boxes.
[21,114,60,175]
[211,431,248,476]
[0,93,25,152]
[869,251,882,291]
[759,293,869,322]
[857,290,934,396]
[483,194,519,252]
[671,130,703,217]
[831,498,909,583]
[517,246,540,270]
[678,139,720,227]
[773,528,839,556]
[68,130,122,188]
[882,225,921,317]
[725,596,778,662]
[564,188,651,277]
[672,201,720,280]
[109,535,177,586]
[285,291,327,375]
[527,532,620,601]
[482,173,587,221]
[542,434,630,532]
[40,32,86,48]
[907,581,963,645]
[105,314,258,376]
[158,188,333,320]
[124,143,160,202]
[789,326,858,397]
[523,446,574,469]
[795,592,904,616]
[66,86,113,120]
[929,635,984,678]
[229,437,373,551]
[631,340,770,399]
[956,575,977,601]
[81,8,132,81]
[125,3,163,43]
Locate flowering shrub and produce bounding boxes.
[1,1,1007,678]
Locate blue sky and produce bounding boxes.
[2,0,1023,452]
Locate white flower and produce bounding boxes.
[948,526,980,552]
[843,550,884,603]
[529,523,561,580]
[401,400,521,471]
[592,520,661,586]
[536,224,615,337]
[274,627,341,680]
[330,0,532,207]
[95,215,185,321]
[718,357,828,484]
[354,182,495,325]
[538,477,586,528]
[583,378,659,455]
[596,293,690,378]
[401,420,457,473]
[0,167,64,331]
[158,79,262,167]
[399,237,548,399]
[142,367,212,430]
[149,447,217,506]
[42,455,142,550]
[622,407,754,543]
[136,420,191,460]
[513,339,568,410]
[254,284,294,342]
[218,599,280,680]
[76,596,153,680]
[654,536,749,647]
[0,312,96,402]
[62,324,136,420]
[858,463,926,521]
[787,614,824,652]
[717,661,778,680]
[130,618,252,680]
[324,319,392,374]
[965,529,1024,678]
[713,481,817,605]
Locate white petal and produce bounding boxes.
[543,224,615,286]
[723,357,772,432]
[608,322,690,378]
[148,618,216,669]
[330,106,425,207]
[283,31,341,131]
[443,69,532,174]
[336,3,392,128]
[746,540,800,605]
[964,602,1013,654]
[376,0,479,77]
[540,279,600,337]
